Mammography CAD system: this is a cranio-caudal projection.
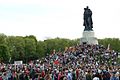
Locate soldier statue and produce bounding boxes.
[83,6,93,31]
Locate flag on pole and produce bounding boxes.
[107,44,110,51]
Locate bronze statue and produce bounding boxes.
[83,6,93,31]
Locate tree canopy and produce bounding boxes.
[0,33,120,63]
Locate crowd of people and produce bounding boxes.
[0,44,120,80]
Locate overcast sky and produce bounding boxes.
[0,0,120,40]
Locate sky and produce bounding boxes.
[0,0,120,41]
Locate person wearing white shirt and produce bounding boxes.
[93,77,100,80]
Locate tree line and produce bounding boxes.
[0,33,120,63]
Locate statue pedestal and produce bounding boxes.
[80,31,98,45]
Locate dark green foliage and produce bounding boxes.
[0,44,10,63]
[0,33,7,44]
[24,37,37,62]
[6,36,25,62]
[0,33,120,63]
[98,38,120,52]
[36,41,46,58]
[44,38,78,54]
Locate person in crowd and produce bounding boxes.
[0,44,119,80]
[110,73,119,80]
[86,70,92,80]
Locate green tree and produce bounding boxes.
[36,41,46,58]
[6,36,25,62]
[99,38,120,52]
[0,44,10,63]
[24,37,37,62]
[0,33,7,44]
[44,37,79,54]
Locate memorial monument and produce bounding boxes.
[80,6,98,45]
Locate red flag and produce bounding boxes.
[54,60,59,65]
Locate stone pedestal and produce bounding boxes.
[80,31,98,45]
